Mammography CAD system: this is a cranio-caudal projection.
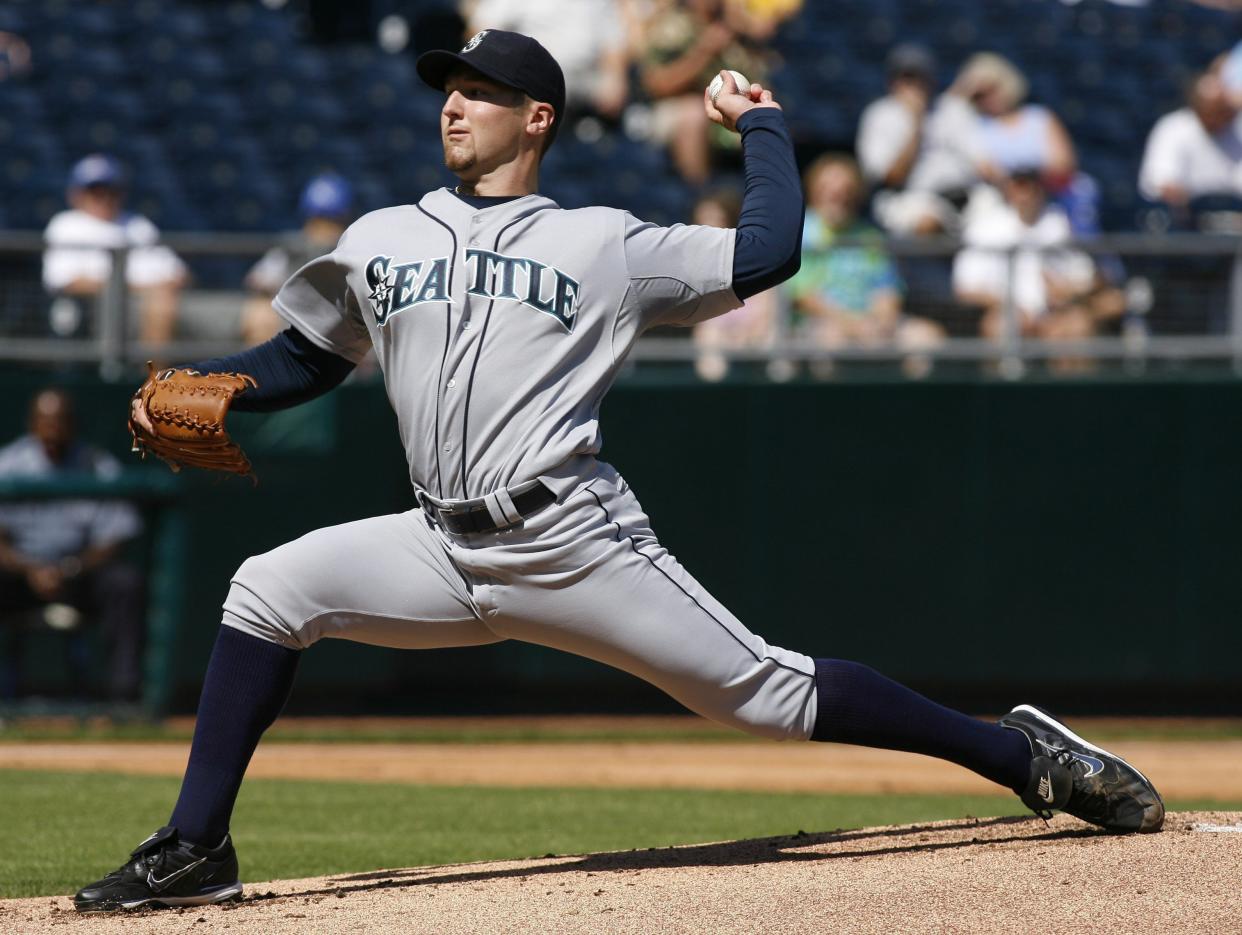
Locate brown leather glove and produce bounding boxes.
[129,362,258,480]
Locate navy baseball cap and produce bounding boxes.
[416,29,566,144]
[70,153,123,189]
[299,173,353,220]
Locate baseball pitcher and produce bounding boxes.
[77,30,1162,912]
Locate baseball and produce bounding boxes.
[708,70,751,104]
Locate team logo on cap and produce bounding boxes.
[461,30,488,53]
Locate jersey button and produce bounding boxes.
[443,442,451,451]
[447,378,456,389]
[462,320,472,330]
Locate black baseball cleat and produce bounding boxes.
[1000,704,1164,834]
[73,825,242,912]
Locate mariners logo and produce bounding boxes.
[461,30,488,53]
[366,255,451,327]
[365,251,581,332]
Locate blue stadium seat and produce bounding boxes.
[242,78,346,127]
[7,176,68,230]
[0,86,43,122]
[129,190,204,231]
[218,2,299,43]
[350,175,398,215]
[2,0,1235,234]
[73,45,131,80]
[0,6,25,32]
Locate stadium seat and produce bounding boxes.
[0,86,43,122]
[1,0,1240,237]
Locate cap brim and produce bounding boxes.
[416,50,522,96]
[73,176,123,189]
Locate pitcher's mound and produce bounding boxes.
[5,811,1240,934]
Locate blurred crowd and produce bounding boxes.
[7,1,1242,371]
[693,31,1242,375]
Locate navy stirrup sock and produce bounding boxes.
[170,625,301,846]
[811,658,1032,792]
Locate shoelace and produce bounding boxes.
[1038,737,1114,823]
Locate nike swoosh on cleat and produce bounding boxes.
[147,857,207,891]
[1070,753,1105,777]
[1036,740,1105,778]
[1018,705,1156,788]
[1038,773,1055,804]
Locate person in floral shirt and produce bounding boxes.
[787,154,943,359]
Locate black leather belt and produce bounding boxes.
[418,482,556,535]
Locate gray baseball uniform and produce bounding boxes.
[222,188,817,740]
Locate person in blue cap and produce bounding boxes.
[240,173,355,345]
[42,154,186,346]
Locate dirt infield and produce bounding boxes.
[2,811,1238,934]
[2,738,1240,799]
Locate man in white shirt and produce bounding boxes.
[954,168,1122,344]
[856,44,980,234]
[42,154,186,346]
[241,173,354,346]
[1138,71,1242,207]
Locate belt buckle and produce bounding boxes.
[417,490,448,519]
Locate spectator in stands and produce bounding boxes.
[786,154,944,357]
[1138,69,1242,209]
[953,166,1124,349]
[242,173,354,346]
[0,389,145,702]
[467,0,629,127]
[957,53,1077,191]
[953,53,1105,236]
[857,43,980,235]
[638,0,773,185]
[691,188,782,381]
[42,154,186,346]
[715,0,803,42]
[0,31,31,82]
[1220,41,1242,108]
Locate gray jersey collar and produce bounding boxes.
[421,187,559,225]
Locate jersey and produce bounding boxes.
[273,187,739,501]
[227,186,818,744]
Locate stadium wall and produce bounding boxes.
[3,371,1237,715]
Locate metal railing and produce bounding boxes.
[2,230,1241,379]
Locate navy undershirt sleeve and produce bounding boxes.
[187,328,355,413]
[731,108,804,300]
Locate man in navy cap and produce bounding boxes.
[241,173,355,345]
[72,27,1162,917]
[856,43,981,235]
[42,154,186,346]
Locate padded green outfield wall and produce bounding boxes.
[2,370,1238,714]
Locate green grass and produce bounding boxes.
[5,771,1238,900]
[0,770,1034,899]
